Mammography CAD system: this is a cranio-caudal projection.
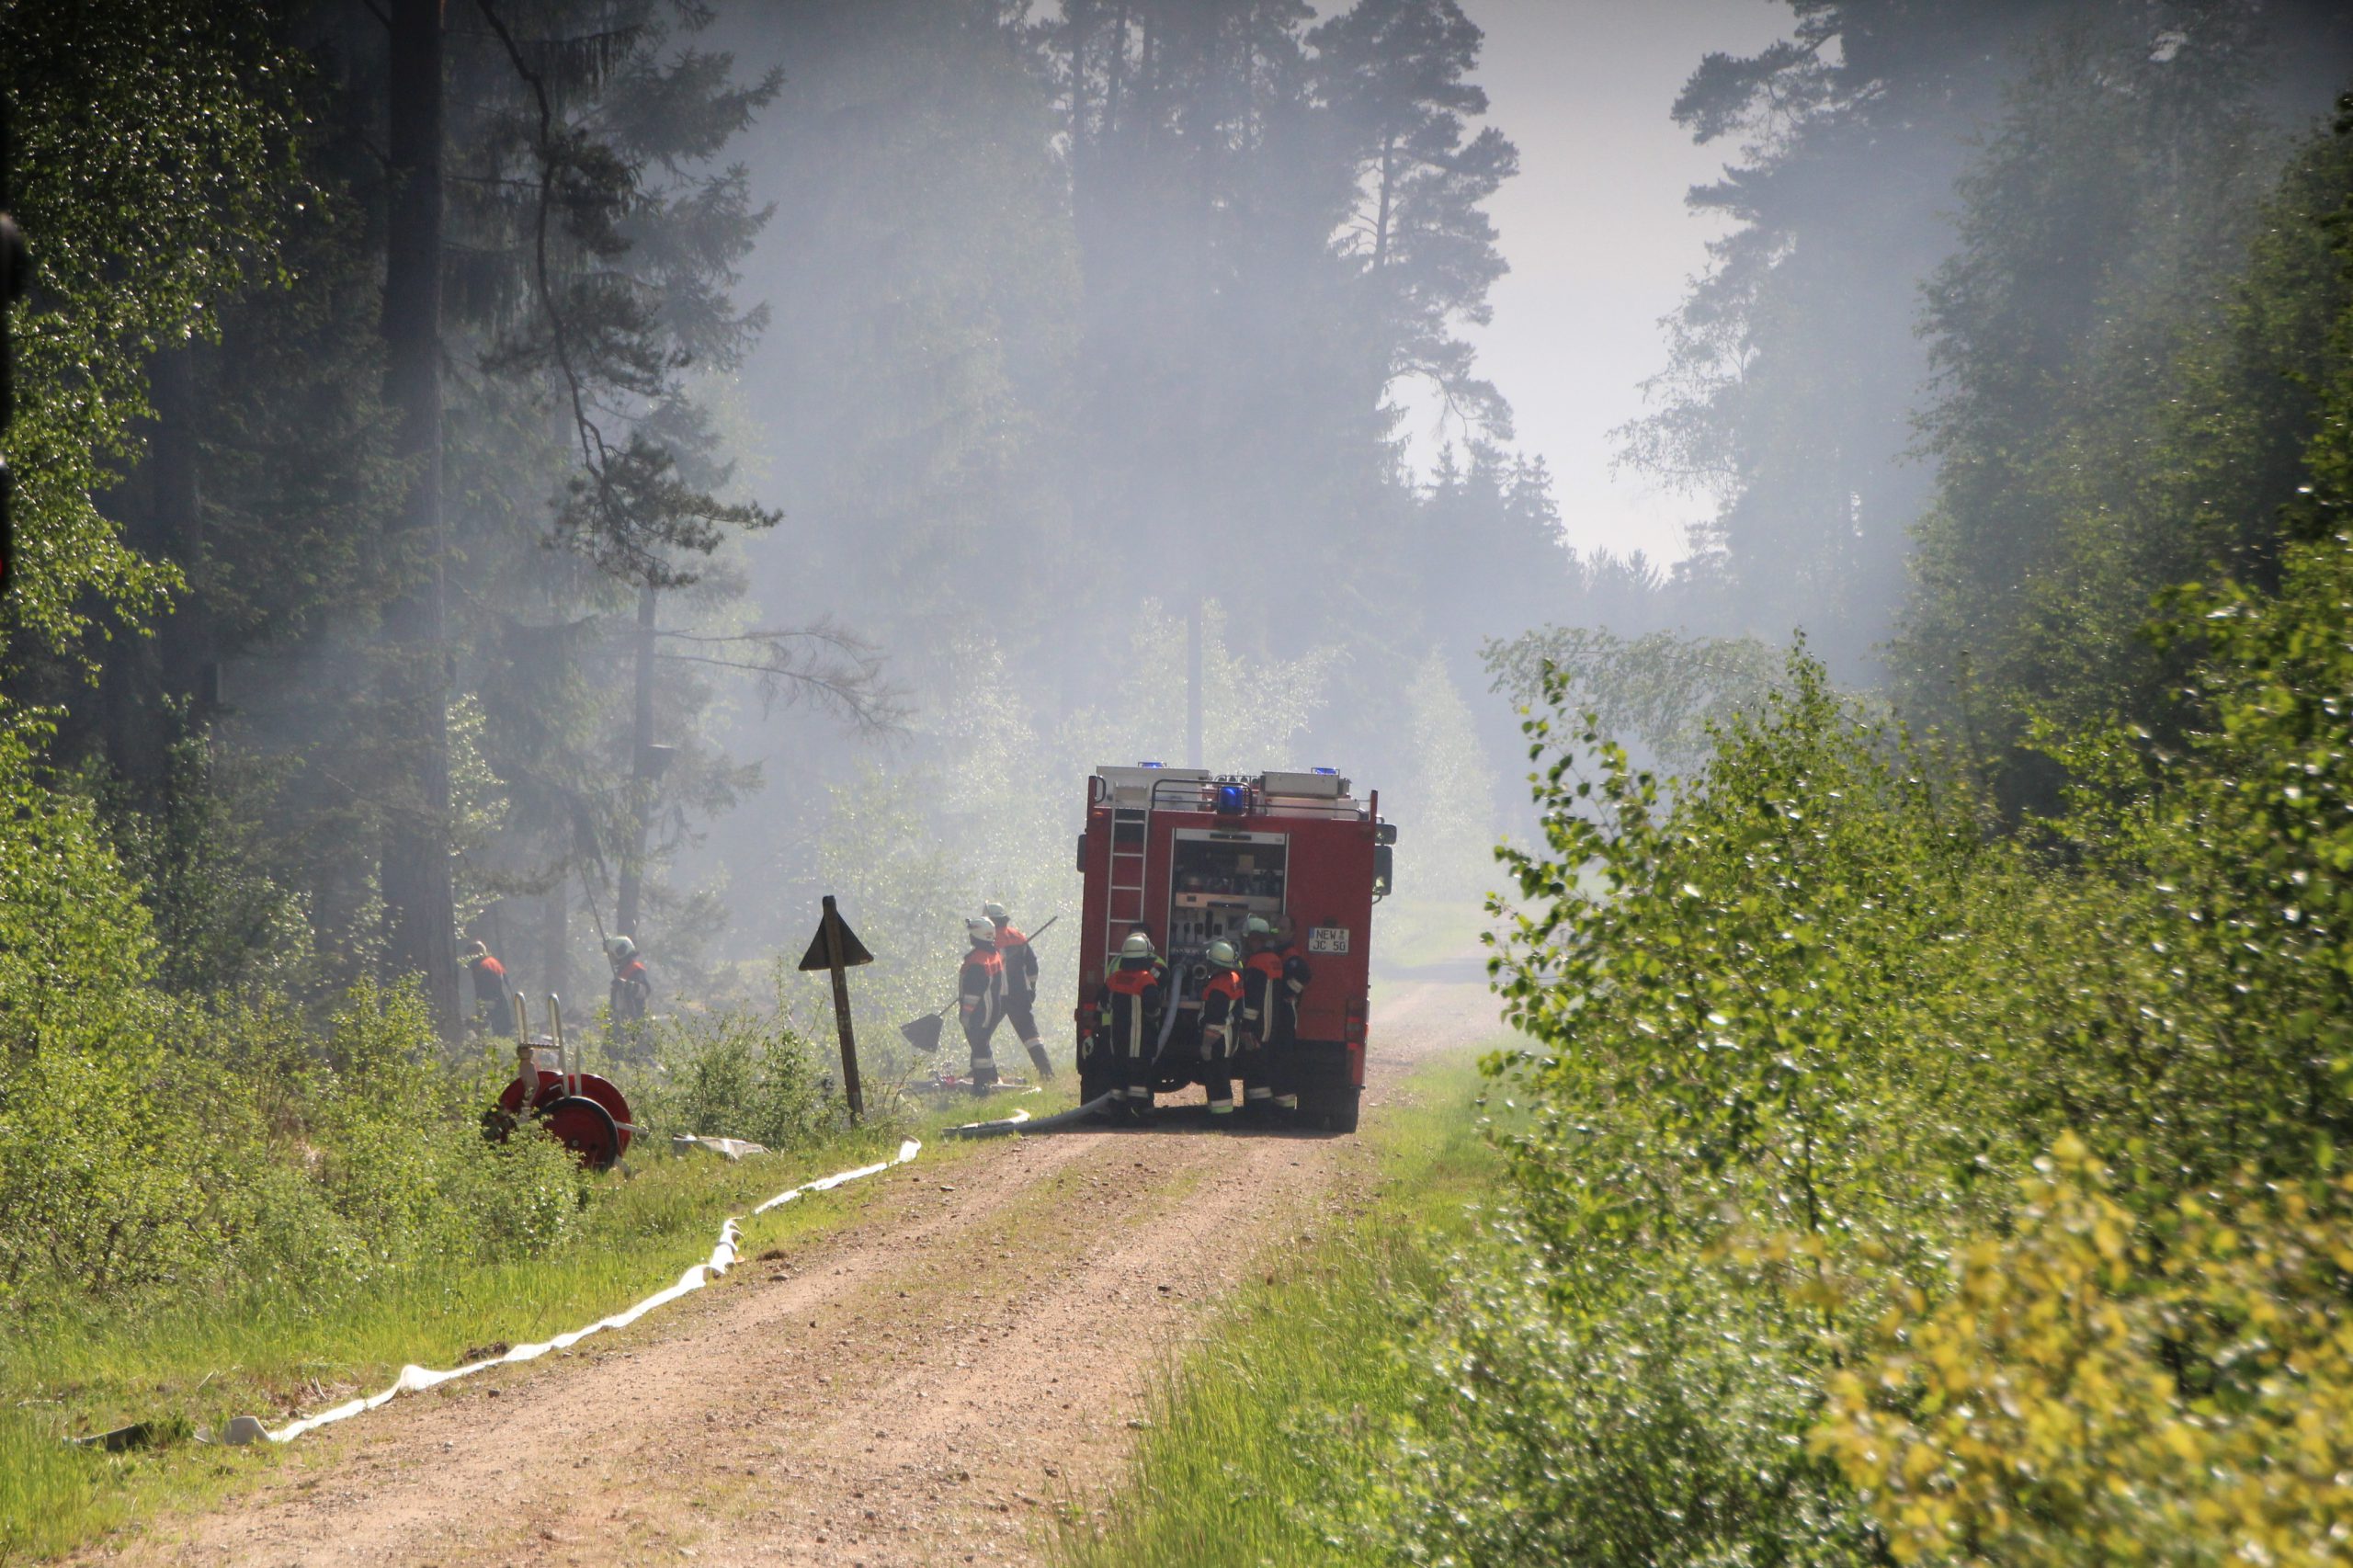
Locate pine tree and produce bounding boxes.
[1312,0,1518,437]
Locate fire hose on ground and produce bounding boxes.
[72,1094,1097,1452]
[191,1138,923,1448]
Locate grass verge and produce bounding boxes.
[0,1088,1020,1561]
[1049,1050,1503,1567]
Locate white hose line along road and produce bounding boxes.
[222,1139,926,1447]
[97,980,1496,1567]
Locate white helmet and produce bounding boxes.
[983,900,1010,922]
[607,935,637,960]
[1120,930,1155,960]
[1204,938,1240,969]
[966,918,995,943]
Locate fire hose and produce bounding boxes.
[203,1139,923,1447]
[944,1095,1113,1139]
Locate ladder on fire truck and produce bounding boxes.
[1105,795,1150,952]
[1101,774,1201,955]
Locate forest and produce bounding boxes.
[6,0,2353,1562]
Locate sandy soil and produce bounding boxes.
[85,977,1495,1567]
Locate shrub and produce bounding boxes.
[636,1006,851,1153]
[1820,1136,2353,1567]
[0,714,209,1301]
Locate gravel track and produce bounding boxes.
[85,977,1495,1567]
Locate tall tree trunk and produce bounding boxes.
[614,584,656,939]
[98,347,204,801]
[380,0,458,1038]
[149,346,210,708]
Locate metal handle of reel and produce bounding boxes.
[547,994,574,1098]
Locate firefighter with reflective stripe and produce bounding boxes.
[1102,922,1167,988]
[958,918,1007,1087]
[1260,917,1313,1119]
[1235,916,1278,1119]
[984,900,1051,1080]
[1096,929,1164,1121]
[1197,938,1245,1121]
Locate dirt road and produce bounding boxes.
[91,978,1494,1567]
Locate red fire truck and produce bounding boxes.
[1074,765,1396,1131]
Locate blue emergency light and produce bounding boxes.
[1137,760,1165,768]
[1215,782,1249,814]
[1311,766,1338,775]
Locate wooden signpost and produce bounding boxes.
[797,894,873,1121]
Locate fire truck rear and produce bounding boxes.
[1074,766,1397,1131]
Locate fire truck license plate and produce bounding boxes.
[1308,926,1349,954]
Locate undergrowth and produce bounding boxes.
[0,977,1011,1560]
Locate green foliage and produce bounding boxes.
[0,711,184,1300]
[1483,625,1783,777]
[98,723,317,999]
[1,1112,919,1560]
[1821,1140,2353,1567]
[1374,500,2353,1557]
[1899,43,2353,808]
[637,1004,848,1152]
[0,0,301,655]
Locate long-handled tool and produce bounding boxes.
[897,915,1059,1052]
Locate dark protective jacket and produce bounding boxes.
[994,923,1040,1000]
[610,958,650,1023]
[960,944,1006,1036]
[1243,945,1312,1044]
[1097,958,1163,1061]
[1199,968,1245,1056]
[468,954,508,1014]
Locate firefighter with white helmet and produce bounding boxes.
[1198,937,1245,1122]
[983,900,1051,1080]
[607,935,650,1028]
[958,917,1007,1088]
[1095,928,1165,1121]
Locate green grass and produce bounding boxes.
[1050,1051,1505,1567]
[0,1092,1010,1562]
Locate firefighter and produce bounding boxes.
[984,900,1052,1080]
[1198,938,1245,1123]
[1235,917,1277,1119]
[1096,929,1165,1121]
[607,936,650,1028]
[1252,916,1313,1123]
[460,938,513,1033]
[1103,922,1167,985]
[959,917,1007,1088]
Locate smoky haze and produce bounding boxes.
[652,0,2353,1030]
[1403,0,1786,564]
